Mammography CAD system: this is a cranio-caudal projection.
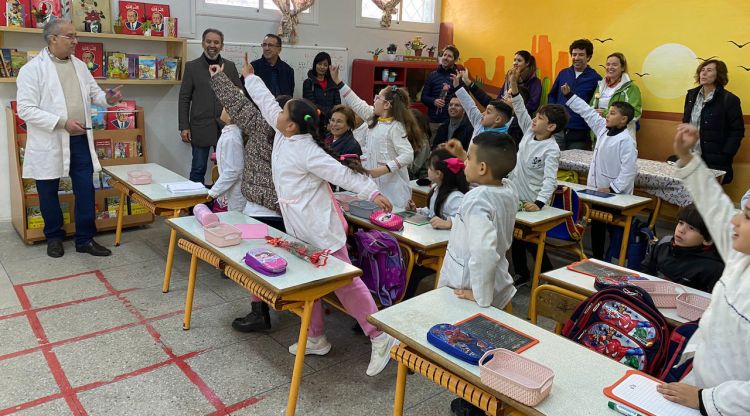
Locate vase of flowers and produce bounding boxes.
[83,9,106,33]
[427,46,436,58]
[31,2,51,28]
[368,48,384,61]
[386,43,397,61]
[411,36,425,57]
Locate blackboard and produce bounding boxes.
[457,313,538,353]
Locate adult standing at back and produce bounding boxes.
[17,19,124,258]
[178,28,241,184]
[682,59,744,184]
[252,34,294,97]
[303,52,340,123]
[421,45,460,141]
[548,39,602,150]
[590,52,642,141]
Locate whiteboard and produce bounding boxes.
[187,40,348,98]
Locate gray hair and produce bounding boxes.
[43,18,72,43]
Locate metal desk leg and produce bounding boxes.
[393,360,408,416]
[114,189,127,246]
[162,209,181,293]
[617,216,633,266]
[182,253,199,330]
[286,299,314,416]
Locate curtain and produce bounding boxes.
[371,0,402,28]
[272,0,315,44]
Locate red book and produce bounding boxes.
[74,42,104,79]
[106,100,136,130]
[119,1,145,35]
[2,0,33,27]
[10,100,26,133]
[29,0,61,27]
[145,3,169,37]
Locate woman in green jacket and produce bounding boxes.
[590,52,642,141]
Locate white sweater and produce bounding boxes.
[209,124,245,212]
[245,75,380,251]
[677,156,750,416]
[340,84,414,208]
[508,94,560,205]
[416,187,464,219]
[438,182,518,308]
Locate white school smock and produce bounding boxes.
[508,94,560,205]
[676,156,750,416]
[17,48,110,179]
[245,75,379,251]
[416,187,464,219]
[437,182,518,308]
[339,84,414,208]
[209,124,245,212]
[567,95,637,194]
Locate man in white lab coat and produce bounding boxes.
[17,18,124,258]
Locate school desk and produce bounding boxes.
[539,258,710,326]
[559,180,653,267]
[104,163,209,293]
[409,179,432,208]
[166,211,362,416]
[368,287,628,416]
[515,207,572,295]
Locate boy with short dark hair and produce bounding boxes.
[451,72,514,140]
[642,204,724,292]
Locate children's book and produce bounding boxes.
[126,53,139,79]
[164,16,177,37]
[94,138,112,159]
[161,56,178,80]
[397,210,430,226]
[113,141,131,158]
[135,135,143,157]
[22,178,37,195]
[3,0,31,27]
[92,172,102,190]
[58,177,73,194]
[74,42,104,78]
[1,48,14,77]
[101,173,112,189]
[105,196,122,217]
[26,205,42,228]
[128,197,148,215]
[137,55,155,79]
[70,0,112,33]
[29,0,62,28]
[106,100,136,130]
[61,202,70,224]
[118,1,145,35]
[10,101,26,133]
[144,3,169,36]
[90,104,106,130]
[10,49,27,76]
[106,52,128,79]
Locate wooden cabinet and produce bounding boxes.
[350,59,445,113]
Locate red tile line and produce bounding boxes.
[0,288,139,323]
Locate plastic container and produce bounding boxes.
[194,203,220,228]
[127,169,152,185]
[349,200,379,219]
[479,348,554,406]
[676,292,711,321]
[631,280,679,308]
[204,223,242,247]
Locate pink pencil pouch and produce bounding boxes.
[127,170,152,185]
[369,210,404,231]
[194,203,220,228]
[244,248,287,276]
[204,223,242,247]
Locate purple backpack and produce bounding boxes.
[353,230,406,306]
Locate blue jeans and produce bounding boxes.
[35,135,96,246]
[189,144,213,184]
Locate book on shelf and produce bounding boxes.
[71,0,112,33]
[10,101,26,133]
[1,48,14,77]
[2,0,31,28]
[10,49,26,76]
[58,177,73,194]
[101,173,112,189]
[106,100,136,130]
[126,53,139,79]
[105,196,123,218]
[29,0,62,28]
[144,3,169,37]
[22,178,37,196]
[94,138,112,159]
[165,16,177,38]
[96,202,113,220]
[90,104,106,130]
[138,55,156,79]
[128,197,148,215]
[92,172,102,190]
[136,135,143,157]
[156,56,179,80]
[119,1,145,35]
[113,141,131,159]
[106,52,129,79]
[27,203,70,229]
[75,42,104,79]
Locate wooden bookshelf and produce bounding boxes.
[7,106,154,244]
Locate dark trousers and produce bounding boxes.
[511,240,554,279]
[591,221,606,260]
[560,128,592,151]
[189,144,213,184]
[35,134,96,246]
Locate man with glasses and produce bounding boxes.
[16,19,124,258]
[251,34,294,97]
[179,28,241,184]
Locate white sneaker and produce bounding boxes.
[288,335,332,356]
[366,333,397,376]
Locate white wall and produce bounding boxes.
[0,0,438,222]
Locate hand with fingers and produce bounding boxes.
[209,63,225,77]
[106,85,124,105]
[674,123,699,164]
[330,64,341,85]
[242,52,254,78]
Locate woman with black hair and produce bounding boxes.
[302,51,340,123]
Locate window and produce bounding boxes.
[357,0,440,32]
[198,0,315,22]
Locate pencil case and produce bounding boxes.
[426,323,494,365]
[349,200,379,219]
[244,248,287,276]
[194,204,220,228]
[204,223,241,247]
[127,169,152,185]
[479,348,554,406]
[369,210,404,231]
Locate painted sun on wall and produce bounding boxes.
[443,0,750,114]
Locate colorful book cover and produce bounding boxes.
[106,100,136,130]
[74,42,104,78]
[94,138,112,159]
[126,53,139,79]
[144,3,168,36]
[22,178,37,195]
[136,135,143,157]
[160,57,178,80]
[58,177,73,194]
[70,0,112,33]
[26,50,39,61]
[26,205,43,229]
[101,173,112,189]
[29,0,62,28]
[10,49,26,77]
[10,101,26,133]
[165,16,177,38]
[106,52,128,79]
[128,197,148,215]
[118,1,145,35]
[106,196,122,217]
[137,55,155,79]
[113,141,131,158]
[90,104,106,130]
[61,202,71,224]
[92,172,102,190]
[3,0,30,27]
[1,48,14,77]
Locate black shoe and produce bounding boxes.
[47,240,64,258]
[450,398,484,416]
[352,321,365,335]
[231,302,271,333]
[75,240,112,256]
[513,274,530,287]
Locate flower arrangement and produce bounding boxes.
[368,48,384,61]
[31,2,51,26]
[410,36,425,51]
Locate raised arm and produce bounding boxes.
[565,92,608,137]
[455,87,484,131]
[509,68,532,135]
[244,75,281,130]
[211,71,266,132]
[330,64,375,121]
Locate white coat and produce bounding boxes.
[416,187,464,219]
[209,124,245,212]
[17,48,110,180]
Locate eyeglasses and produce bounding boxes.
[261,43,280,48]
[57,34,78,41]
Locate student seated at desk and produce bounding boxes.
[437,132,519,308]
[642,203,724,293]
[407,149,469,229]
[656,124,750,416]
[561,83,637,260]
[452,71,514,140]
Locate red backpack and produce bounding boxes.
[547,185,585,241]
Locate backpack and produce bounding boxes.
[353,230,406,307]
[604,219,655,270]
[658,320,700,382]
[547,185,585,241]
[561,286,670,375]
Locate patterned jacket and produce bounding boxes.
[210,72,279,213]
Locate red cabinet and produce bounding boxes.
[350,59,443,114]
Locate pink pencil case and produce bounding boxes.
[369,210,404,231]
[194,204,220,228]
[244,248,287,276]
[127,170,152,185]
[204,223,242,247]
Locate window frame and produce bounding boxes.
[196,0,318,25]
[355,0,440,33]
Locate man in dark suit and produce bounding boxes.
[432,96,474,150]
[178,28,241,184]
[251,34,294,97]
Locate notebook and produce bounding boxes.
[162,181,206,194]
[397,211,430,226]
[603,370,701,416]
[567,259,641,279]
[235,223,268,239]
